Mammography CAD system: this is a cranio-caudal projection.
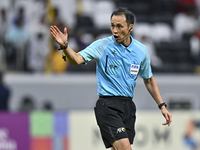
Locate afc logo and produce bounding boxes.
[131,64,139,69]
[116,127,126,133]
[130,64,140,79]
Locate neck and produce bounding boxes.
[121,35,131,47]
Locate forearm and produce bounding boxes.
[143,76,163,105]
[63,46,84,65]
[144,77,172,126]
[50,26,84,65]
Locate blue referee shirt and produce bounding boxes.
[78,35,153,98]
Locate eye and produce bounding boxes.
[117,25,122,29]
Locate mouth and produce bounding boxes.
[113,35,119,40]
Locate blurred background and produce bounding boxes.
[0,0,200,150]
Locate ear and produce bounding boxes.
[129,24,134,32]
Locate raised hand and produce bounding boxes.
[50,26,68,47]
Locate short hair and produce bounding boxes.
[111,7,135,26]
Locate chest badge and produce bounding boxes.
[130,64,140,78]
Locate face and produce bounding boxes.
[111,14,133,45]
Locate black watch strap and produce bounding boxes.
[58,43,68,50]
[158,102,167,109]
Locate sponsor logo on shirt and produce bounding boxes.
[112,50,117,55]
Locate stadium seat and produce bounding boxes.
[92,0,116,29]
[150,23,173,42]
[133,22,151,40]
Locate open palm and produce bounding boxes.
[50,25,68,47]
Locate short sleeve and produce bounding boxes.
[139,47,153,79]
[78,39,105,64]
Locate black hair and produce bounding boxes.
[111,7,135,26]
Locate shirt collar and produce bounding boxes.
[126,35,134,52]
[112,35,134,52]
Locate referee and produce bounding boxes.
[50,7,172,150]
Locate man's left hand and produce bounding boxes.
[161,107,172,126]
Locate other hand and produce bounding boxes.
[161,107,172,126]
[50,25,68,47]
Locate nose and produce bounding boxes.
[112,27,118,34]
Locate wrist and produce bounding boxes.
[62,41,68,47]
[158,102,167,109]
[58,42,68,50]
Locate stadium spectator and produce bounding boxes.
[0,8,8,46]
[190,27,200,73]
[173,5,199,40]
[42,100,53,111]
[27,16,49,73]
[0,72,11,111]
[0,9,8,70]
[28,31,49,73]
[18,95,36,112]
[5,6,30,71]
[183,119,200,150]
[45,7,70,73]
[15,0,47,38]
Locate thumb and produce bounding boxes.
[64,27,67,35]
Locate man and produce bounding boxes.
[50,7,172,150]
[0,72,10,111]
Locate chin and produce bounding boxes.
[115,39,121,43]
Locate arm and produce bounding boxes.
[143,76,172,126]
[50,25,84,65]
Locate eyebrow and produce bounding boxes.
[111,22,123,26]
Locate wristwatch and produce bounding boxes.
[158,102,167,109]
[57,42,68,62]
[58,42,68,50]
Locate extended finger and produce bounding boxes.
[165,114,169,122]
[168,114,172,126]
[162,114,172,126]
[50,26,56,32]
[54,26,61,34]
[50,26,58,35]
[50,30,56,38]
[51,30,61,40]
[50,28,57,37]
[162,121,168,125]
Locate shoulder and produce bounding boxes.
[85,36,114,51]
[132,38,148,54]
[132,38,148,51]
[93,36,114,46]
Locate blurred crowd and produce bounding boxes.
[0,0,200,74]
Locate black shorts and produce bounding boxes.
[94,96,136,148]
